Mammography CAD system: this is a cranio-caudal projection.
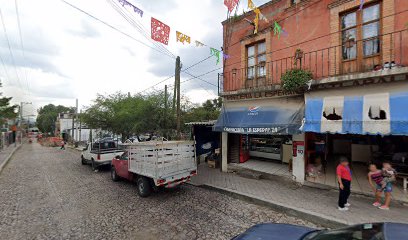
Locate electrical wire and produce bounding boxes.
[58,0,176,59]
[107,0,176,59]
[14,0,31,97]
[0,7,23,90]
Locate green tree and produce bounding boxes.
[36,104,73,134]
[182,97,222,125]
[0,82,18,124]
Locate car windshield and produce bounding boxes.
[303,223,384,240]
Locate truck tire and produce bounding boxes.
[91,159,97,171]
[81,155,86,165]
[111,166,119,182]
[136,176,152,197]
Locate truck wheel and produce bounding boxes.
[91,159,97,171]
[111,166,119,182]
[136,177,152,197]
[81,155,86,165]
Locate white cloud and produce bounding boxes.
[0,0,269,116]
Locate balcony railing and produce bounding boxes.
[220,29,408,95]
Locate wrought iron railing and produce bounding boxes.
[220,29,408,94]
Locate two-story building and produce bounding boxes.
[214,0,408,188]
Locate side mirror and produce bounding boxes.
[115,155,121,159]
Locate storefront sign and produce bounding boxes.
[223,127,280,134]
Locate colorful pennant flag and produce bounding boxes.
[210,48,221,64]
[248,0,256,10]
[224,0,239,12]
[253,8,260,34]
[273,21,282,38]
[359,0,364,10]
[259,12,268,22]
[223,53,230,59]
[151,17,170,45]
[118,0,143,17]
[176,31,191,44]
[195,40,205,47]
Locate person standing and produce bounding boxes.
[337,157,352,211]
[60,140,65,150]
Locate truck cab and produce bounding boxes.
[81,140,124,171]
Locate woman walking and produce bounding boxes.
[337,157,352,211]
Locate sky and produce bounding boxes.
[0,0,269,118]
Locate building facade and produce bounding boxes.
[215,0,408,184]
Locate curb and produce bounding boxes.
[195,183,347,229]
[0,144,22,174]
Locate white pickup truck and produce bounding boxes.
[81,140,124,171]
[111,140,197,197]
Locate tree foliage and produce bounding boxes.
[81,92,221,140]
[36,104,73,134]
[0,82,18,124]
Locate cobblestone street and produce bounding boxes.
[0,143,318,240]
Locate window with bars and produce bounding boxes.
[247,41,266,79]
[341,3,380,61]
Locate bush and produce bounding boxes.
[281,69,313,91]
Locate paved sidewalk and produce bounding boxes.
[191,164,408,226]
[0,144,20,167]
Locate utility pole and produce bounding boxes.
[71,99,78,144]
[175,56,181,139]
[79,109,82,143]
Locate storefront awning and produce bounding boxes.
[213,96,304,135]
[304,82,408,135]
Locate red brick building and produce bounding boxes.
[215,0,408,186]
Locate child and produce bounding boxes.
[367,164,383,207]
[60,140,65,150]
[336,157,352,211]
[381,161,396,189]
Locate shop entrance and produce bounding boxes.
[305,133,408,201]
[230,134,294,178]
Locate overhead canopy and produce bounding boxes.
[304,82,408,135]
[213,96,304,135]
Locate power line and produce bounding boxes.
[137,55,215,94]
[107,0,176,59]
[0,7,23,90]
[14,0,31,96]
[58,0,176,59]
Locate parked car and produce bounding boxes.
[111,141,197,197]
[81,140,124,170]
[233,222,408,240]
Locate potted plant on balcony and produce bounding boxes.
[281,68,313,91]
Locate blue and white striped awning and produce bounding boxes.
[304,84,408,135]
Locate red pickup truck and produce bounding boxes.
[111,141,197,197]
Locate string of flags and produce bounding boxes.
[359,0,365,10]
[224,0,239,12]
[116,0,226,65]
[118,0,143,17]
[115,0,289,65]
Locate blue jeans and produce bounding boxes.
[376,182,393,193]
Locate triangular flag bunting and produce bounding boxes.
[224,0,239,12]
[195,40,205,47]
[176,31,191,44]
[151,17,170,45]
[273,21,282,38]
[248,0,256,10]
[253,8,260,34]
[210,48,221,64]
